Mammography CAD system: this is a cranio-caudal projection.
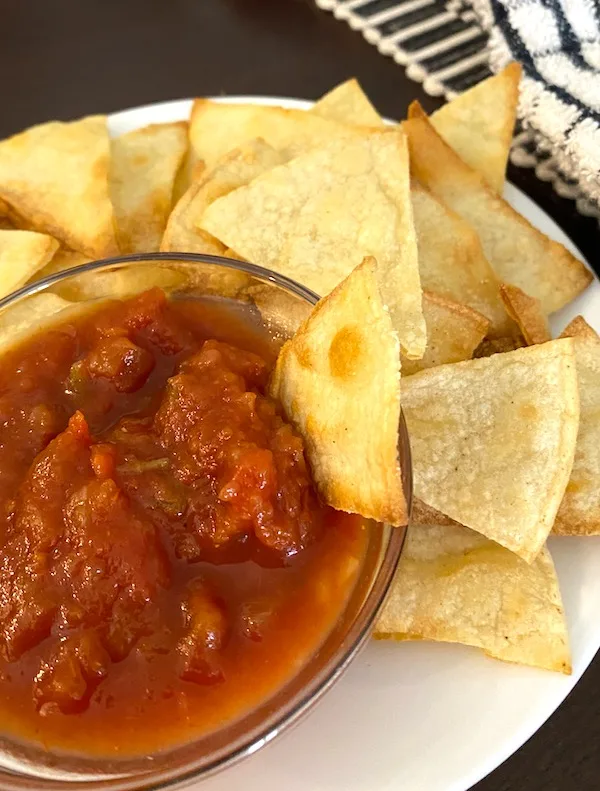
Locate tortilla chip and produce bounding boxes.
[553,317,600,535]
[411,498,460,527]
[312,79,383,126]
[403,291,489,376]
[32,248,91,281]
[428,63,521,193]
[189,100,370,170]
[402,339,579,561]
[111,122,188,253]
[0,116,119,258]
[0,292,75,350]
[374,523,571,674]
[411,184,511,336]
[474,334,526,358]
[161,138,285,255]
[200,130,425,359]
[270,257,406,525]
[0,229,60,298]
[499,283,551,345]
[404,110,592,314]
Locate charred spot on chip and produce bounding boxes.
[329,324,363,380]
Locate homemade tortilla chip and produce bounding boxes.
[0,115,119,257]
[499,283,551,345]
[161,138,285,255]
[200,130,425,359]
[403,291,489,376]
[404,109,592,314]
[270,257,406,525]
[428,63,521,193]
[111,122,188,253]
[374,524,571,674]
[402,339,579,561]
[553,317,600,535]
[0,292,74,350]
[411,184,511,336]
[0,229,59,298]
[312,79,383,126]
[190,100,369,169]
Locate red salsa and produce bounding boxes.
[0,289,368,756]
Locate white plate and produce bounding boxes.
[109,97,600,791]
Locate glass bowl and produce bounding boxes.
[0,253,412,790]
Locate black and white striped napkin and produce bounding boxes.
[315,0,600,218]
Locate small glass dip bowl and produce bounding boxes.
[0,253,411,791]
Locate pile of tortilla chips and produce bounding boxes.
[0,66,596,676]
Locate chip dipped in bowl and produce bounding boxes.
[0,253,410,790]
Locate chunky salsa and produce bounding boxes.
[0,288,368,756]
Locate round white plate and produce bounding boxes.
[109,97,600,791]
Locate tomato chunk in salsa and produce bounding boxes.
[0,289,367,755]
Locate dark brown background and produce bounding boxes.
[1,1,599,788]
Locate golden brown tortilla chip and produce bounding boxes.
[0,229,60,298]
[374,523,571,674]
[270,257,406,525]
[428,63,521,193]
[200,130,425,359]
[411,184,511,336]
[402,339,580,561]
[189,99,370,169]
[403,291,489,376]
[499,283,551,345]
[312,79,383,126]
[111,122,188,253]
[404,109,592,314]
[0,116,119,258]
[553,317,600,535]
[161,138,285,255]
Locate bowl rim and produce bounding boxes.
[0,252,411,790]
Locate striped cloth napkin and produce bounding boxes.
[315,0,600,217]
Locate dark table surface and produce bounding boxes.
[1,1,599,789]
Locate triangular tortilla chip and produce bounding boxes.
[200,130,425,359]
[404,109,592,314]
[403,291,489,376]
[0,229,59,298]
[411,184,511,336]
[190,99,370,169]
[553,317,600,535]
[312,79,383,126]
[111,122,188,253]
[429,63,521,193]
[374,523,571,674]
[161,138,285,255]
[0,116,119,258]
[269,257,406,525]
[499,283,551,345]
[402,339,579,561]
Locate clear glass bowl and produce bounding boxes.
[0,253,412,790]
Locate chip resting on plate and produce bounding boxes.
[499,283,551,345]
[190,100,369,169]
[0,229,59,298]
[161,138,285,255]
[402,339,579,561]
[270,257,406,525]
[312,79,383,127]
[429,63,521,193]
[200,130,425,359]
[0,116,119,258]
[403,291,489,376]
[411,184,511,336]
[111,122,188,253]
[404,108,592,315]
[374,524,571,674]
[553,317,600,535]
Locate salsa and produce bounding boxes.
[0,288,368,756]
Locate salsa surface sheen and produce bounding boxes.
[0,289,367,756]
